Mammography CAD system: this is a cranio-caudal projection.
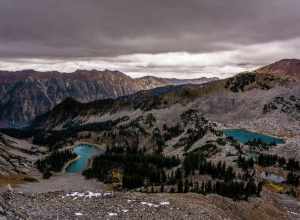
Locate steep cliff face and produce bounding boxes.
[0,70,138,124]
[0,70,216,125]
[0,133,42,176]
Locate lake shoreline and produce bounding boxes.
[64,141,106,151]
[222,126,285,140]
[64,144,103,173]
[62,155,80,174]
[223,128,285,144]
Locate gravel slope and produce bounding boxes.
[0,174,298,220]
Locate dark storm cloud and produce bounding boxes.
[1,0,300,57]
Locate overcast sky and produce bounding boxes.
[0,0,300,78]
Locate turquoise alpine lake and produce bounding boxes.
[223,129,284,144]
[66,144,101,173]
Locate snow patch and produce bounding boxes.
[288,211,300,216]
[108,212,118,216]
[160,201,170,206]
[64,191,104,199]
[103,192,113,197]
[141,202,159,208]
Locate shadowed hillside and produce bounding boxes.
[0,69,216,125]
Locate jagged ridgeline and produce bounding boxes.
[29,70,293,132]
[0,69,217,125]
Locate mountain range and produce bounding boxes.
[30,60,299,139]
[0,69,217,126]
[0,59,300,219]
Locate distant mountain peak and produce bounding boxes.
[255,59,300,80]
[0,69,217,124]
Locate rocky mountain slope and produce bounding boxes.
[256,59,300,81]
[0,60,300,219]
[137,76,218,89]
[0,133,44,176]
[1,188,295,220]
[0,70,216,126]
[30,71,299,136]
[20,64,299,163]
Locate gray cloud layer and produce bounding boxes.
[1,0,300,57]
[0,0,300,78]
[1,37,300,79]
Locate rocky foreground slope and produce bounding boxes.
[0,69,216,125]
[0,190,296,220]
[0,174,299,220]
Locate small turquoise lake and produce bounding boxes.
[223,129,284,144]
[66,144,101,173]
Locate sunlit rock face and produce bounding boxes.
[256,59,300,81]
